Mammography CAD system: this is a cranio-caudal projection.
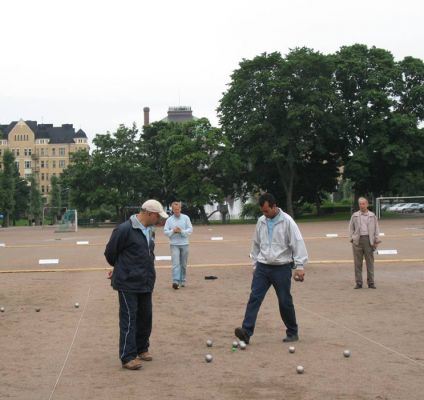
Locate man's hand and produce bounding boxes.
[293,269,305,282]
[174,227,182,233]
[107,270,113,279]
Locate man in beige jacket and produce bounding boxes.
[349,197,381,289]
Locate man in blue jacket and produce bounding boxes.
[105,199,168,370]
[163,201,193,289]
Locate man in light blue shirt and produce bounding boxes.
[164,201,193,289]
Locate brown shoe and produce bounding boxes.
[138,351,153,361]
[122,358,142,370]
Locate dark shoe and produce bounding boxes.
[138,351,153,361]
[172,283,179,290]
[122,358,142,370]
[354,284,362,289]
[368,284,376,289]
[283,334,299,343]
[235,327,250,344]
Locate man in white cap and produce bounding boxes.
[105,199,168,370]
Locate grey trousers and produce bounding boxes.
[352,235,375,285]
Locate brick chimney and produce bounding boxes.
[143,107,150,126]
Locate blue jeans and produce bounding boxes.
[171,245,189,285]
[242,262,298,338]
[118,291,152,364]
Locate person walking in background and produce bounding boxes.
[349,197,381,289]
[104,199,168,370]
[164,201,193,289]
[235,193,308,345]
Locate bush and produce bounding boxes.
[240,202,262,219]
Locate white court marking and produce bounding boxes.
[298,304,424,368]
[0,243,5,247]
[156,255,172,261]
[48,286,91,400]
[378,250,398,255]
[326,233,339,238]
[39,259,59,265]
[211,237,223,240]
[379,233,385,236]
[76,241,89,245]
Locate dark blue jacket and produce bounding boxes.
[104,219,155,293]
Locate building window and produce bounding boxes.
[46,173,49,181]
[59,148,65,156]
[24,161,31,169]
[28,148,32,156]
[59,160,65,168]
[16,149,20,156]
[24,149,28,156]
[41,161,45,168]
[45,160,49,168]
[15,161,19,169]
[41,185,45,193]
[41,148,45,156]
[46,186,49,193]
[52,148,56,156]
[52,160,56,168]
[41,173,45,180]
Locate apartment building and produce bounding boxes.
[0,119,89,196]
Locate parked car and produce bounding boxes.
[402,203,424,213]
[387,203,406,212]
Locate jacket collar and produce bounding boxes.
[259,208,285,224]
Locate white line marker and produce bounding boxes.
[326,233,339,238]
[379,233,385,236]
[377,250,398,255]
[211,236,224,240]
[155,256,172,261]
[48,287,91,400]
[39,259,59,265]
[0,243,5,247]
[76,241,89,245]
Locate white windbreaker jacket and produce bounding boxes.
[251,209,308,269]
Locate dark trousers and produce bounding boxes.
[242,262,298,338]
[118,291,152,364]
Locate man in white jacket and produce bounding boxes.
[235,193,308,344]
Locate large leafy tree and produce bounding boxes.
[12,173,30,225]
[335,44,424,200]
[28,176,43,225]
[62,126,159,221]
[49,175,62,223]
[0,150,16,227]
[218,48,345,215]
[144,118,241,221]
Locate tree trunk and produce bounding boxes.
[199,206,209,224]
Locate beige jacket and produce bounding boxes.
[349,210,382,246]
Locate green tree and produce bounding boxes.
[336,45,424,201]
[0,150,16,227]
[49,175,62,224]
[12,174,30,225]
[62,126,159,221]
[218,49,345,215]
[28,176,43,225]
[147,119,241,221]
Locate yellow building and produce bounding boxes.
[0,119,89,196]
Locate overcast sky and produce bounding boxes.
[1,0,423,144]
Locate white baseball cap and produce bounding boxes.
[142,199,168,219]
